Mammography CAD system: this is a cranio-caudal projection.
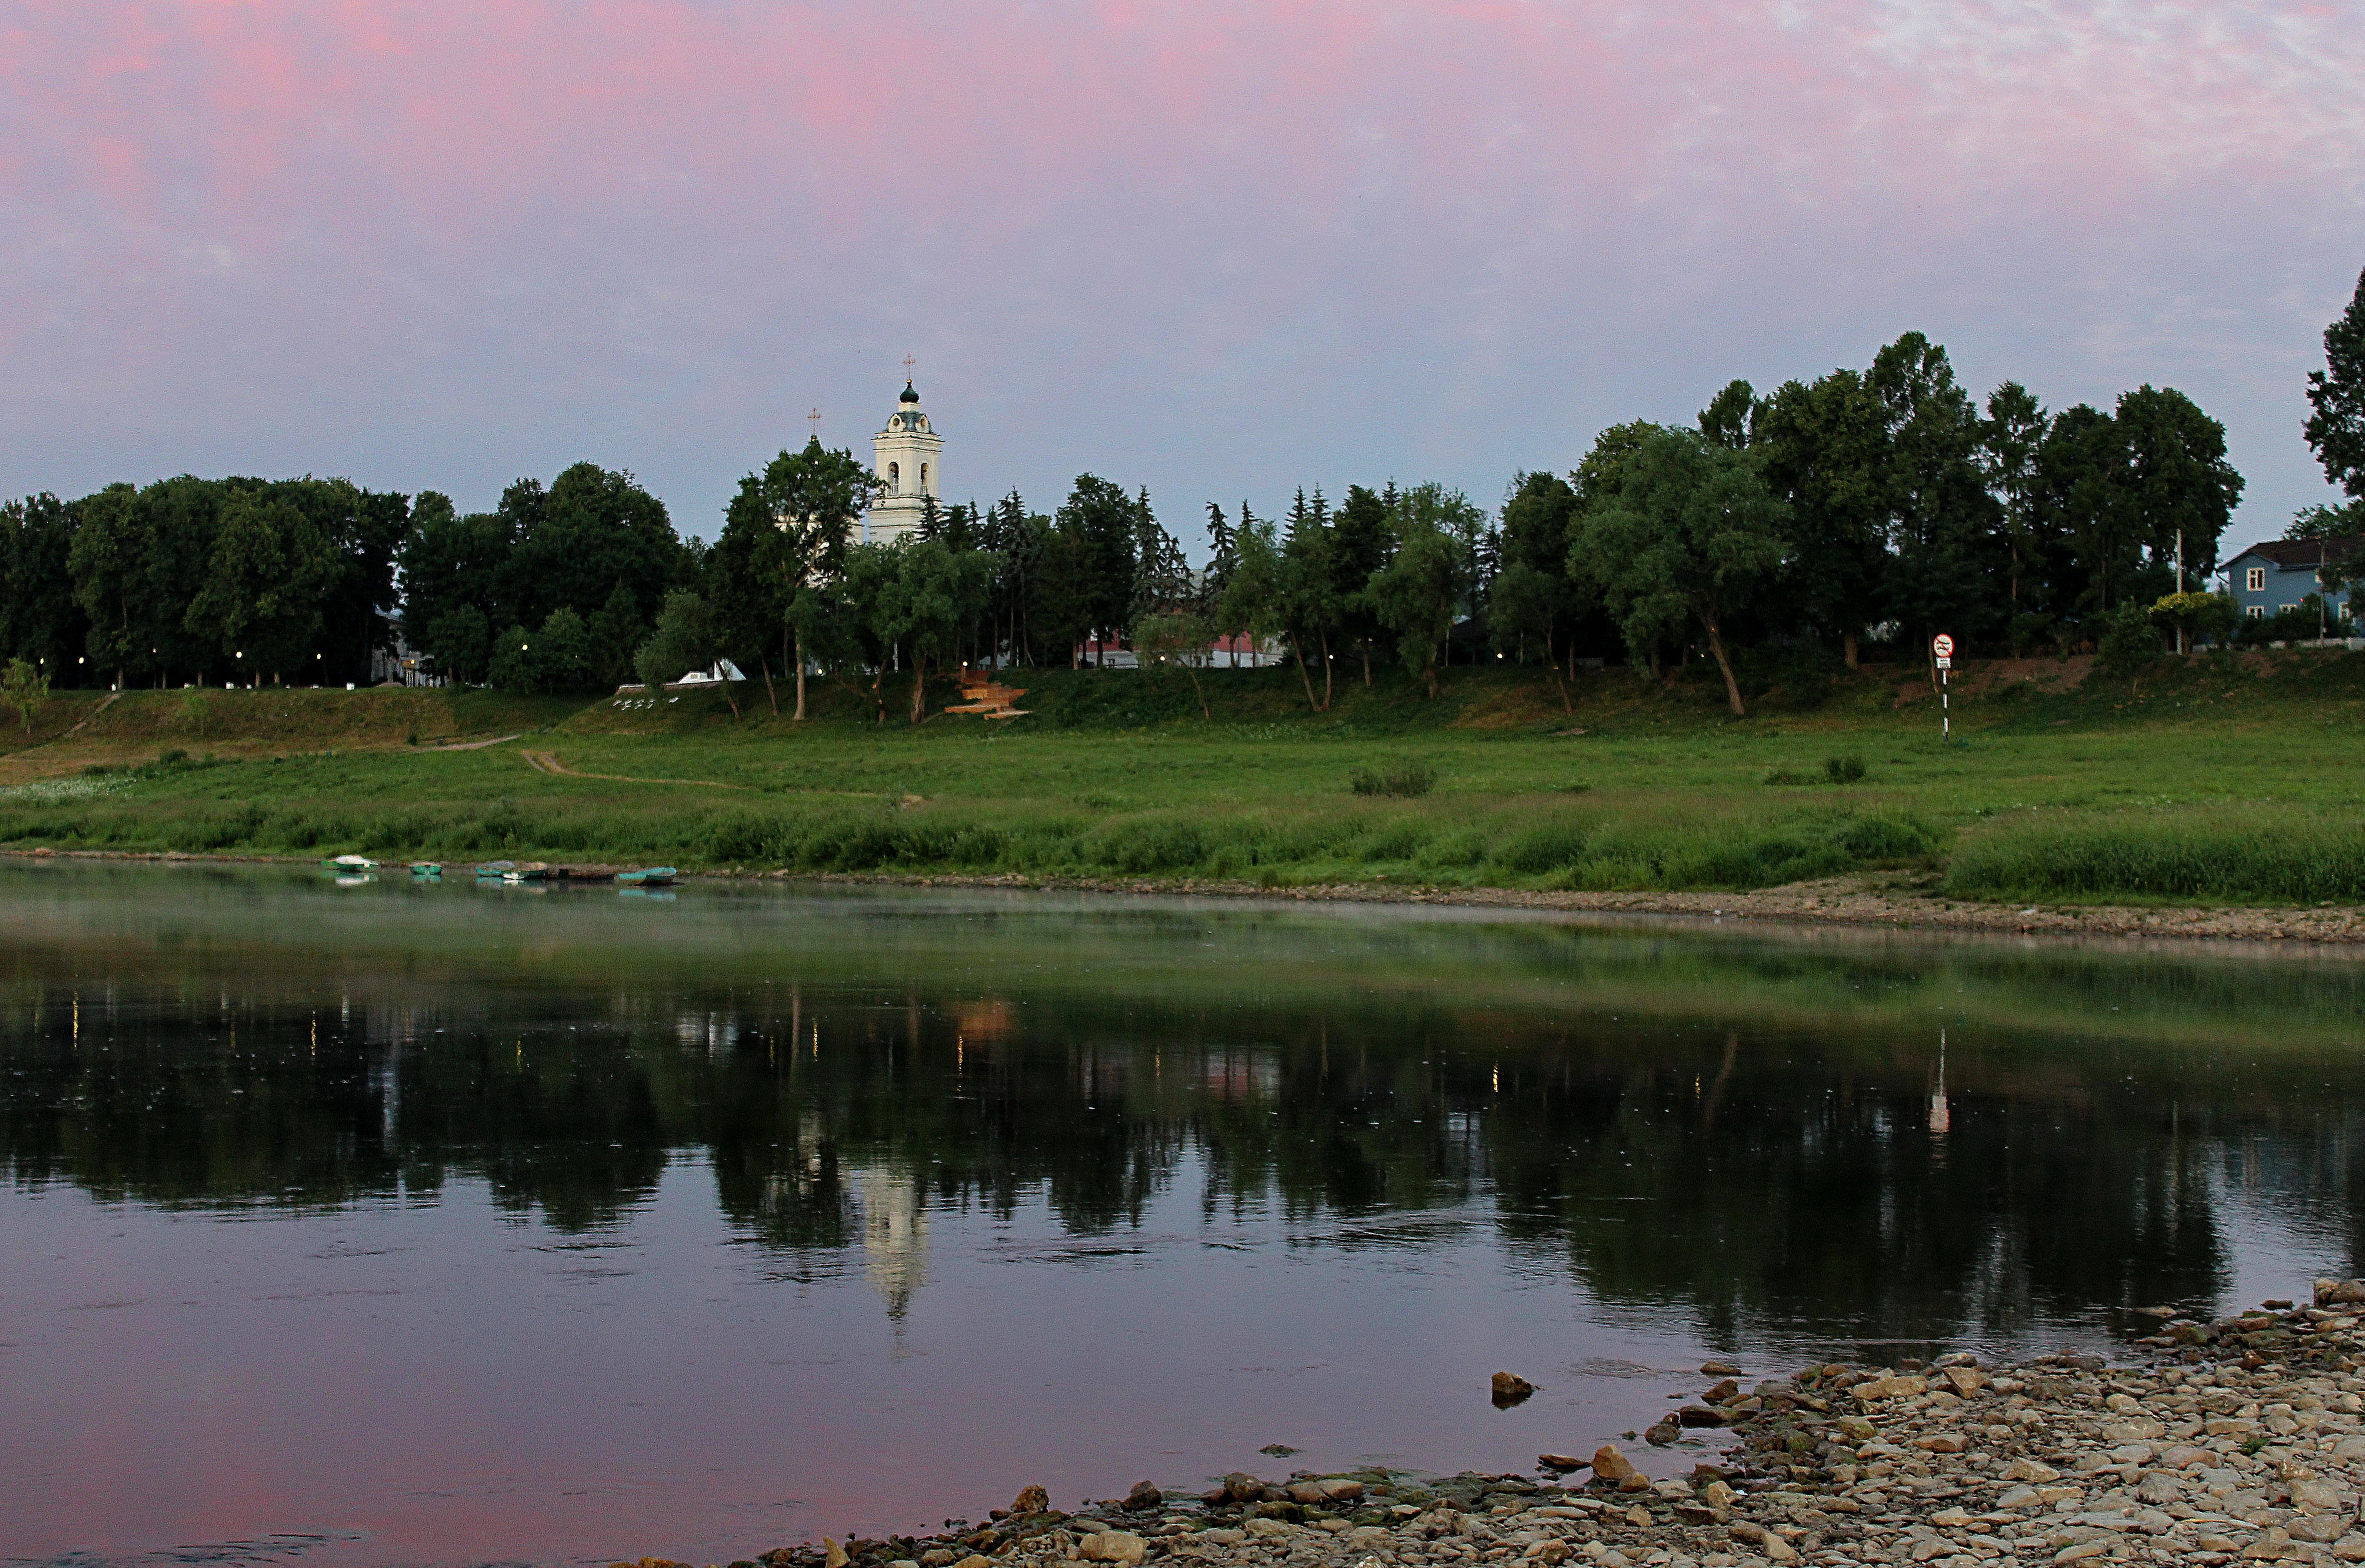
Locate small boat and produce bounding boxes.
[472,860,515,878]
[616,866,678,887]
[409,862,442,877]
[502,862,552,883]
[320,854,376,869]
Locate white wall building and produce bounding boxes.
[866,380,943,544]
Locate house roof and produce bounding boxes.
[2228,535,2365,569]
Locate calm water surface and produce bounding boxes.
[5,864,2365,1568]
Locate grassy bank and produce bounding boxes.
[3,649,2365,903]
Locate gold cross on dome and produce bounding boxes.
[904,355,917,375]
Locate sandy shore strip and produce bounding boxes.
[13,847,2365,947]
[634,1282,2365,1568]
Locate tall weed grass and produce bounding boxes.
[1946,810,2365,904]
[0,790,1942,892]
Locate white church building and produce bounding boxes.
[864,380,943,544]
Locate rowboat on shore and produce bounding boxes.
[409,862,442,877]
[502,863,552,883]
[616,867,677,887]
[320,854,376,869]
[472,860,514,878]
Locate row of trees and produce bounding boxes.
[0,463,688,692]
[9,267,2363,705]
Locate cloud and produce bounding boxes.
[0,0,2359,535]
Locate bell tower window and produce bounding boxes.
[920,463,929,492]
[888,461,900,490]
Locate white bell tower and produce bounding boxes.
[868,377,942,543]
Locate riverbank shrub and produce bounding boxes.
[1349,762,1437,797]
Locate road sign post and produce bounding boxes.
[1932,634,1954,738]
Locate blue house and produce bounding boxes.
[2223,536,2364,625]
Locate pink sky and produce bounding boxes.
[1,0,2360,546]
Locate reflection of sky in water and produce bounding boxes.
[5,866,2365,1567]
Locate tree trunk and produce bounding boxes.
[1703,615,1746,717]
[1319,633,1333,711]
[1360,644,1371,687]
[1187,666,1209,721]
[1844,630,1859,670]
[1422,652,1439,700]
[1293,646,1320,712]
[911,657,928,724]
[793,629,808,721]
[721,678,740,720]
[759,655,779,717]
[1549,662,1571,712]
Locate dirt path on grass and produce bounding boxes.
[426,733,523,751]
[518,749,755,789]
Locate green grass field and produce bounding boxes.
[3,646,2364,904]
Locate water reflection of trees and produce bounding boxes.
[5,970,2365,1344]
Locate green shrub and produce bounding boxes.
[1349,762,1437,798]
[1824,754,1866,784]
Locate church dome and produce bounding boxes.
[899,381,921,404]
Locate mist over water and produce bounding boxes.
[3,865,2363,1568]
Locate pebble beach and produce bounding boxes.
[668,1281,2365,1568]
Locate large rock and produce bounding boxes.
[1122,1482,1161,1512]
[1493,1371,1537,1405]
[1011,1486,1049,1515]
[2316,1279,2365,1306]
[1591,1445,1640,1485]
[1078,1533,1146,1567]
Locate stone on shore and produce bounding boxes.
[1493,1371,1536,1405]
[1010,1485,1048,1515]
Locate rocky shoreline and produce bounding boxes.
[642,1281,2365,1568]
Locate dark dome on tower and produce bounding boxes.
[899,381,921,404]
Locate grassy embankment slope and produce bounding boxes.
[1,648,2363,904]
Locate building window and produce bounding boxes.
[2247,605,2266,619]
[920,463,929,491]
[2247,567,2266,591]
[888,462,899,489]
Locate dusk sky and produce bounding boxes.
[2,0,2360,553]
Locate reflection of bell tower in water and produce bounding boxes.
[860,1166,931,1320]
[867,378,942,544]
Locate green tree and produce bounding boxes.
[1697,378,1756,449]
[186,491,341,685]
[1134,609,1214,719]
[1058,475,1140,666]
[2149,591,2234,656]
[1276,488,1342,710]
[1496,472,1583,679]
[2116,384,2244,591]
[1978,381,2059,651]
[876,541,999,723]
[720,438,880,718]
[2306,265,2365,499]
[510,463,682,630]
[1572,426,1787,717]
[1,657,47,734]
[1,494,85,679]
[1871,333,2005,653]
[1753,370,1890,667]
[66,482,153,689]
[2037,404,2138,620]
[584,581,646,689]
[1366,508,1464,698]
[634,590,725,712]
[1331,484,1397,685]
[1217,511,1289,696]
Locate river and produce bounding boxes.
[2,862,2360,1567]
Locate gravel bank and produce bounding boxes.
[652,1281,2365,1568]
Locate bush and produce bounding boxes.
[2096,602,2165,674]
[1824,754,1866,784]
[1349,762,1437,798]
